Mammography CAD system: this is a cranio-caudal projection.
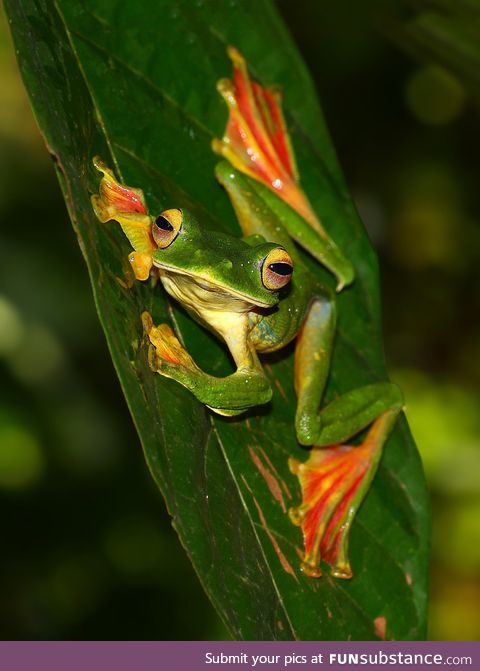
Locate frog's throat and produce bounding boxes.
[153,262,276,309]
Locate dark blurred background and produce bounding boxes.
[1,1,479,639]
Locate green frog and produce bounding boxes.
[91,49,403,579]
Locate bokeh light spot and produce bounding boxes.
[7,323,65,385]
[0,296,24,355]
[0,421,45,490]
[393,369,480,488]
[389,164,465,270]
[38,555,106,625]
[405,65,465,126]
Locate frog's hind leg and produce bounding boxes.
[291,296,403,579]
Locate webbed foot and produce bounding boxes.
[142,312,201,385]
[289,410,399,579]
[91,158,155,282]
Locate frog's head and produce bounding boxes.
[150,208,293,309]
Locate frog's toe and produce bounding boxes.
[142,313,198,374]
[147,343,201,396]
[147,343,162,373]
[141,311,154,335]
[300,560,323,579]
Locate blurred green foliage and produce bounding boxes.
[1,0,479,639]
[386,0,480,107]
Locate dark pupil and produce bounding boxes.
[155,215,174,231]
[269,262,292,277]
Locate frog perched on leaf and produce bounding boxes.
[91,49,403,580]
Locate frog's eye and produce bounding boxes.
[261,248,293,290]
[152,208,183,249]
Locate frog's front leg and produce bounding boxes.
[142,312,272,416]
[290,295,403,579]
[91,157,155,281]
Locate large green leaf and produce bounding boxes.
[5,0,429,639]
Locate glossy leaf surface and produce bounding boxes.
[5,0,429,639]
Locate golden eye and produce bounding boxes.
[152,208,183,249]
[261,248,293,290]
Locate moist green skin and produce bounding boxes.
[147,163,402,439]
[92,155,403,579]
